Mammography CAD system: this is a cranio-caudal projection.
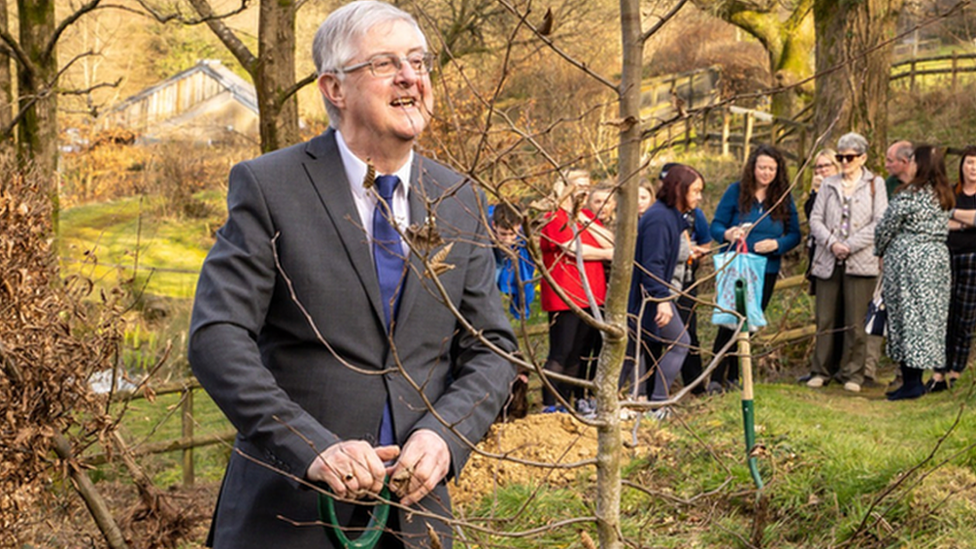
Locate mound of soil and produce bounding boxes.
[449,412,675,506]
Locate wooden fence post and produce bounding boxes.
[952,50,958,92]
[743,113,754,162]
[182,387,195,487]
[722,107,731,156]
[910,58,917,93]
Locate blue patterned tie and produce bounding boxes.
[373,175,405,327]
[372,175,403,447]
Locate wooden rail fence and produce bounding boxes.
[891,51,976,92]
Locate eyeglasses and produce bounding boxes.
[814,163,834,170]
[835,153,863,163]
[337,52,434,77]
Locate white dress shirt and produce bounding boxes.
[335,130,412,254]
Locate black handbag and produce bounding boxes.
[864,278,887,337]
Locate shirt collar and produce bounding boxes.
[335,130,413,199]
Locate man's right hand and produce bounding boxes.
[307,441,400,499]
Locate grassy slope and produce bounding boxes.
[59,194,222,299]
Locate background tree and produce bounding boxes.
[692,0,815,118]
[0,0,11,136]
[813,0,906,162]
[187,0,308,152]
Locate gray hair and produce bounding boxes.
[891,140,914,161]
[313,1,427,126]
[836,132,869,155]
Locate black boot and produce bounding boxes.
[887,364,926,401]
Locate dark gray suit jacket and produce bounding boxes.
[188,129,517,548]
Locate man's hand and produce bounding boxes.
[307,440,400,499]
[387,429,450,506]
[754,239,779,254]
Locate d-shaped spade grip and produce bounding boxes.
[318,483,391,549]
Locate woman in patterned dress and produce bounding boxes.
[875,145,954,401]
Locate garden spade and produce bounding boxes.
[735,279,764,491]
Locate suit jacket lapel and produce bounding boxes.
[302,130,387,327]
[393,160,431,334]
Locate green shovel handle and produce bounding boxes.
[735,279,764,491]
[318,483,391,549]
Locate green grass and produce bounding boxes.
[59,193,223,299]
[107,389,232,488]
[455,381,976,548]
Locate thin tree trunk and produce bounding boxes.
[52,435,130,549]
[591,1,644,548]
[257,0,300,152]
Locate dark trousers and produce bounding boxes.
[710,273,777,385]
[544,309,598,406]
[945,252,976,374]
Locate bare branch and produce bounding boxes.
[641,0,691,42]
[496,0,617,92]
[184,0,257,72]
[278,71,317,106]
[47,0,103,61]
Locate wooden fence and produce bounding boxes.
[890,51,976,92]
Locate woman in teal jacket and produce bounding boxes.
[708,144,802,392]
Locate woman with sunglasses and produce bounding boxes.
[805,133,888,392]
[707,144,802,393]
[876,145,953,400]
[935,146,976,392]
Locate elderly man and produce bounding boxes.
[188,2,517,547]
[884,140,914,198]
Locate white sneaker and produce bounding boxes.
[619,408,637,420]
[647,407,672,421]
[806,376,826,388]
[844,381,861,393]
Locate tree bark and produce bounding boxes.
[256,0,300,152]
[588,1,644,548]
[0,0,12,138]
[814,0,905,163]
[188,0,301,152]
[16,0,59,203]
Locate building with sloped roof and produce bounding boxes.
[100,59,259,144]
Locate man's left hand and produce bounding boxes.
[387,429,450,506]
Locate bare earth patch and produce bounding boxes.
[450,412,675,506]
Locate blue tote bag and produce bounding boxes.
[711,239,768,331]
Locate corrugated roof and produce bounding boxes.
[107,59,259,115]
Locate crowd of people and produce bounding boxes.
[491,137,976,416]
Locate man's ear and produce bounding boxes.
[318,73,345,110]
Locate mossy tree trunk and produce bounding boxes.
[813,0,904,164]
[693,0,815,118]
[0,0,13,140]
[15,0,59,210]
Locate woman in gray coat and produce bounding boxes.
[806,133,888,392]
[876,145,954,401]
